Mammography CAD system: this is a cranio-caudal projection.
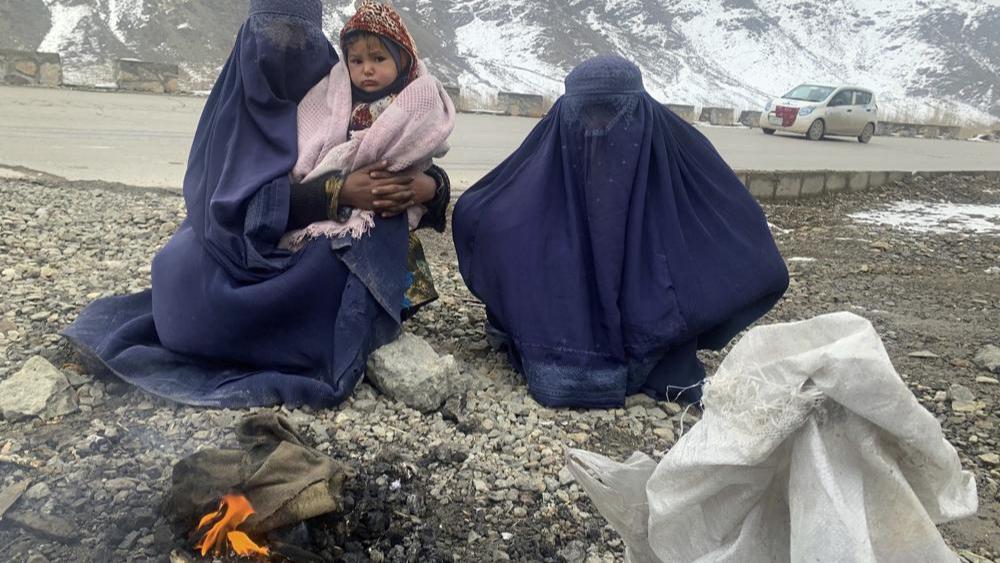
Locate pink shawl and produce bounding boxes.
[283,60,455,247]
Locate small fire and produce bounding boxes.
[194,494,270,558]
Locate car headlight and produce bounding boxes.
[799,106,814,116]
[765,100,773,111]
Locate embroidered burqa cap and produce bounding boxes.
[452,55,789,408]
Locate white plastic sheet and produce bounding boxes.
[568,312,978,563]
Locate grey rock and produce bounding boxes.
[559,540,588,563]
[25,482,50,500]
[440,393,467,423]
[0,479,31,519]
[366,333,466,413]
[948,384,976,403]
[6,511,78,543]
[0,356,78,421]
[624,393,658,409]
[974,345,1000,374]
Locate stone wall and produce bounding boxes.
[736,169,1000,201]
[738,110,762,128]
[699,107,735,126]
[443,85,461,110]
[876,121,962,140]
[497,91,546,118]
[665,104,697,122]
[0,50,61,87]
[113,59,179,94]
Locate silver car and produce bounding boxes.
[759,84,879,143]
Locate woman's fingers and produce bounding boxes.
[370,173,414,186]
[372,190,415,207]
[359,160,391,175]
[371,185,415,199]
[379,199,416,217]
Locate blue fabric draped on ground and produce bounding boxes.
[452,56,789,408]
[62,0,410,408]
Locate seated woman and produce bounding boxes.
[452,55,788,409]
[62,0,450,409]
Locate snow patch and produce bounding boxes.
[39,1,92,54]
[850,201,1000,235]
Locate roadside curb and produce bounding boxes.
[736,169,1000,201]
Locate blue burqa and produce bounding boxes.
[63,0,410,408]
[452,56,789,408]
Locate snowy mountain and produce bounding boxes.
[2,0,998,124]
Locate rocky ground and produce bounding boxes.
[0,174,998,563]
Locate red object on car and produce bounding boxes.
[774,106,798,127]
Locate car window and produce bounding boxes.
[853,91,873,106]
[829,90,852,106]
[782,85,836,102]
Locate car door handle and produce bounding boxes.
[846,109,853,113]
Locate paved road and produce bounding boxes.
[2,85,999,189]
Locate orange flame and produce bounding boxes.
[194,494,270,558]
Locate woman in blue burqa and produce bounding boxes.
[452,56,789,408]
[62,0,451,408]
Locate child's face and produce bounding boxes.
[347,38,398,94]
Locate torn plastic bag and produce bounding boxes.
[568,312,978,563]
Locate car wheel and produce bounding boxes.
[763,128,776,135]
[806,120,825,141]
[858,123,875,143]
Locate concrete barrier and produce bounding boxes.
[735,169,1000,201]
[443,85,461,110]
[738,110,762,128]
[114,59,179,94]
[0,49,61,87]
[877,121,962,140]
[699,107,735,126]
[665,104,697,122]
[876,121,917,137]
[938,126,961,140]
[497,91,545,118]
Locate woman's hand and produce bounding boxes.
[340,160,409,211]
[341,161,436,218]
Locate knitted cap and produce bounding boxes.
[249,0,323,26]
[340,1,419,82]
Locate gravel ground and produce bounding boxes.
[0,174,998,562]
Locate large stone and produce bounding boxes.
[699,107,735,126]
[38,63,61,86]
[665,104,697,122]
[13,60,37,76]
[974,345,1000,374]
[0,356,78,421]
[498,91,545,117]
[3,73,32,86]
[121,80,166,93]
[366,333,466,412]
[948,384,976,403]
[5,511,78,543]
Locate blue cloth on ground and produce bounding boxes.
[63,0,410,408]
[452,56,789,408]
